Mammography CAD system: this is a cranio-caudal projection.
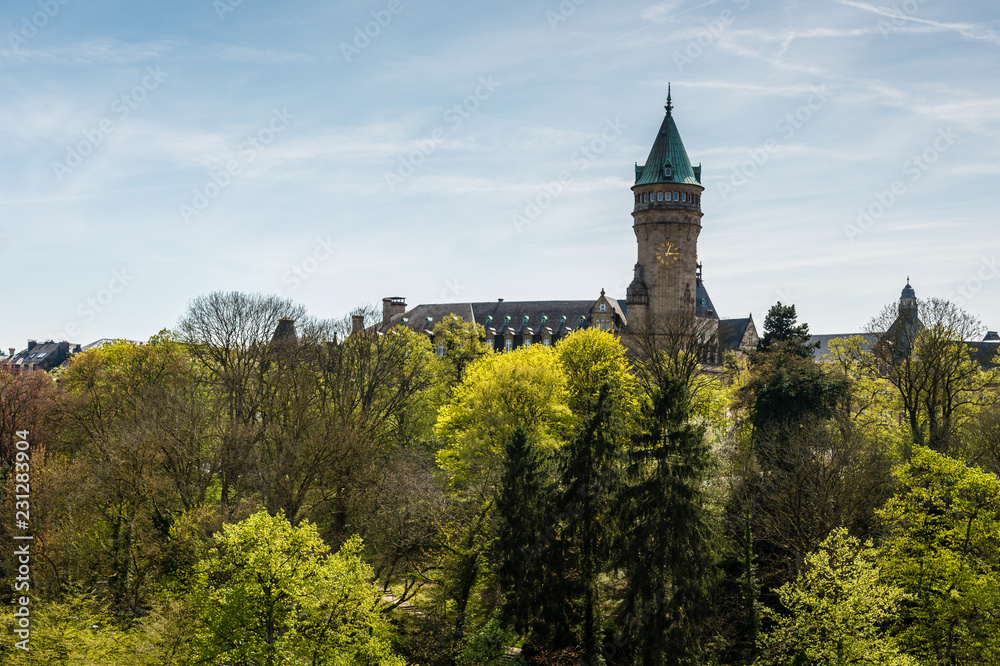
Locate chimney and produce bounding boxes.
[26,340,36,352]
[8,348,14,358]
[382,297,406,323]
[351,314,365,334]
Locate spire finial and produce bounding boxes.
[665,82,673,116]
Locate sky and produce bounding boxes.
[1,0,998,350]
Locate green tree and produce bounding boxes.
[740,508,762,664]
[756,528,915,666]
[757,302,816,356]
[615,365,718,666]
[878,448,1000,665]
[558,388,621,664]
[54,337,211,617]
[825,335,903,448]
[739,304,850,470]
[865,297,999,457]
[555,327,638,422]
[435,344,573,490]
[191,510,405,666]
[176,291,307,510]
[431,313,492,387]
[494,430,579,658]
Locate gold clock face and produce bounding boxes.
[656,241,680,265]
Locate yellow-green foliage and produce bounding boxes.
[826,335,904,448]
[878,448,1000,665]
[191,510,406,666]
[435,344,572,488]
[554,327,638,419]
[756,528,916,666]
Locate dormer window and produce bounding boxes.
[664,165,673,179]
[599,303,606,312]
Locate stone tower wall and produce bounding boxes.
[630,182,704,321]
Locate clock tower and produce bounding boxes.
[626,86,715,334]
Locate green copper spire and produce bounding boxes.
[635,84,701,186]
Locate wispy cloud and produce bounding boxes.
[834,0,1000,46]
[0,39,176,65]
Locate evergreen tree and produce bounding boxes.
[740,508,762,663]
[756,302,817,357]
[559,386,621,664]
[494,430,580,657]
[615,368,719,665]
[740,304,849,469]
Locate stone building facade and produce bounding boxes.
[377,89,755,358]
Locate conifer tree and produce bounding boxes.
[741,508,762,663]
[559,386,621,664]
[615,367,719,666]
[494,430,579,657]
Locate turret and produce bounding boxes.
[627,85,709,330]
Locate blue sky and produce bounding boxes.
[2,0,998,349]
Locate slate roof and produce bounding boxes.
[385,300,625,337]
[968,341,1000,368]
[718,317,752,351]
[696,279,718,319]
[634,89,701,187]
[809,332,999,369]
[808,333,879,360]
[5,341,71,372]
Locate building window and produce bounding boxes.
[543,339,551,346]
[437,343,446,357]
[673,192,679,201]
[504,338,512,352]
[599,303,606,312]
[681,192,687,202]
[524,339,531,348]
[657,192,663,201]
